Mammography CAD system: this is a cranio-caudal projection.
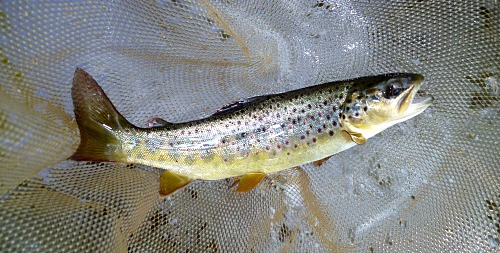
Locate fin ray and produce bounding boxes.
[159,171,193,196]
[211,95,270,117]
[71,68,134,162]
[235,172,266,193]
[343,130,366,145]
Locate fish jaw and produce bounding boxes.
[342,74,433,140]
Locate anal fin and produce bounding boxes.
[159,170,193,197]
[233,172,266,193]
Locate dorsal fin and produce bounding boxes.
[211,95,270,116]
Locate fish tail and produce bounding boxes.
[70,68,133,162]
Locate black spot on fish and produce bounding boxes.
[333,121,337,127]
[329,130,334,136]
[323,101,328,106]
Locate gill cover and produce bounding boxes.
[341,74,433,140]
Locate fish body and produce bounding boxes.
[71,69,432,195]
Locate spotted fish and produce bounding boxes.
[70,68,432,196]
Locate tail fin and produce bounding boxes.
[71,68,134,162]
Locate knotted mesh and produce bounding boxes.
[1,0,499,252]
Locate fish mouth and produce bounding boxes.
[397,75,433,119]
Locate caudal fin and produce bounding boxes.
[71,68,134,162]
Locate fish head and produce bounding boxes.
[341,74,433,139]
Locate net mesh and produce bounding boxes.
[1,0,499,252]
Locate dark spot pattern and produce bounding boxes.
[126,80,352,169]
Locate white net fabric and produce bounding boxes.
[1,0,499,252]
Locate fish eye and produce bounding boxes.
[386,84,402,98]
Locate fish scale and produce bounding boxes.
[120,83,351,180]
[70,69,432,196]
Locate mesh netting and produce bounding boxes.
[1,0,499,252]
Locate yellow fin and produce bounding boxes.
[313,156,332,167]
[343,130,366,145]
[159,171,193,197]
[235,173,266,193]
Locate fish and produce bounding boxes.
[70,68,432,196]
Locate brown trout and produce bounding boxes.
[71,69,432,196]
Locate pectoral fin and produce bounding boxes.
[159,170,193,197]
[343,130,366,145]
[233,172,266,193]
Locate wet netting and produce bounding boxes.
[1,0,499,252]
